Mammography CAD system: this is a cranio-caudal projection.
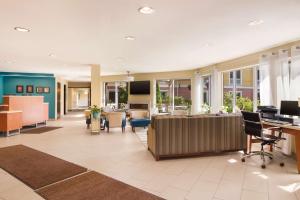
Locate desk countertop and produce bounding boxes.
[263,121,300,131]
[0,111,22,114]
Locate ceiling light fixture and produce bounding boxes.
[49,53,56,58]
[248,20,264,26]
[14,27,30,32]
[125,36,135,41]
[126,71,134,82]
[138,6,155,14]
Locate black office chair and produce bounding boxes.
[241,111,285,169]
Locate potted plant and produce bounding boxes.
[90,105,101,119]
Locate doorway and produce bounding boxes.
[68,88,90,111]
[57,82,61,118]
[64,84,67,115]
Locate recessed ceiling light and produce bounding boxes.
[14,27,30,32]
[248,20,264,26]
[138,6,155,14]
[49,53,56,58]
[125,36,135,41]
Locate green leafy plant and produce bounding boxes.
[90,105,101,119]
[223,92,253,113]
[118,85,128,104]
[156,83,163,111]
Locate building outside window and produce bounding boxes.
[223,68,254,113]
[156,79,191,112]
[229,70,241,85]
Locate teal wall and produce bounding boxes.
[0,72,56,119]
[0,76,3,104]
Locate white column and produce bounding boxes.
[191,74,202,114]
[151,79,156,109]
[211,68,222,113]
[91,64,101,107]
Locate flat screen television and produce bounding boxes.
[130,81,150,95]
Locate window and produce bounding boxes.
[174,79,191,110]
[223,68,254,113]
[230,70,241,85]
[202,76,211,105]
[104,82,128,108]
[156,79,191,112]
[156,80,173,112]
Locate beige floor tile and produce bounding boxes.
[0,185,43,200]
[241,189,268,200]
[161,186,188,200]
[199,166,225,183]
[170,172,200,191]
[185,180,218,200]
[214,179,242,200]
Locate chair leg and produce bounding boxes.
[248,135,252,154]
[261,145,266,168]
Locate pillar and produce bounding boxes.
[91,64,101,107]
[191,74,202,114]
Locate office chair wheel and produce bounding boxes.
[280,162,284,167]
[261,164,266,169]
[241,158,245,162]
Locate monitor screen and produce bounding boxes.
[130,81,150,95]
[280,101,300,116]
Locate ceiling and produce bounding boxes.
[0,0,300,80]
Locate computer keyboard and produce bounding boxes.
[263,119,290,125]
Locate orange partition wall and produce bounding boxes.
[3,96,49,126]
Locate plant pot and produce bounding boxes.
[92,112,100,119]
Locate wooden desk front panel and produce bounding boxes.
[0,112,22,132]
[4,96,48,126]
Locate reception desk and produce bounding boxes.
[0,111,22,136]
[2,96,49,127]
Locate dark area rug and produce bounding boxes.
[37,171,164,200]
[0,145,87,189]
[21,126,62,134]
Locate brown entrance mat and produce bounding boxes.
[0,145,87,190]
[21,126,62,134]
[37,171,164,200]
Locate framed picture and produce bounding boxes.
[36,87,44,93]
[16,85,24,93]
[26,85,34,93]
[43,87,50,93]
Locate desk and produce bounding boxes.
[263,121,300,173]
[0,111,22,136]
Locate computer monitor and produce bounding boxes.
[280,101,300,116]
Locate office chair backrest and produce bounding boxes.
[241,111,263,138]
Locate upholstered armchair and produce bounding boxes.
[84,110,91,129]
[129,110,149,119]
[104,112,126,133]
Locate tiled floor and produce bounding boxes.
[0,112,300,200]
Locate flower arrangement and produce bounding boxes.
[201,103,211,114]
[90,105,101,119]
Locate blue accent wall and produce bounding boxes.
[0,76,3,104]
[0,72,56,119]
